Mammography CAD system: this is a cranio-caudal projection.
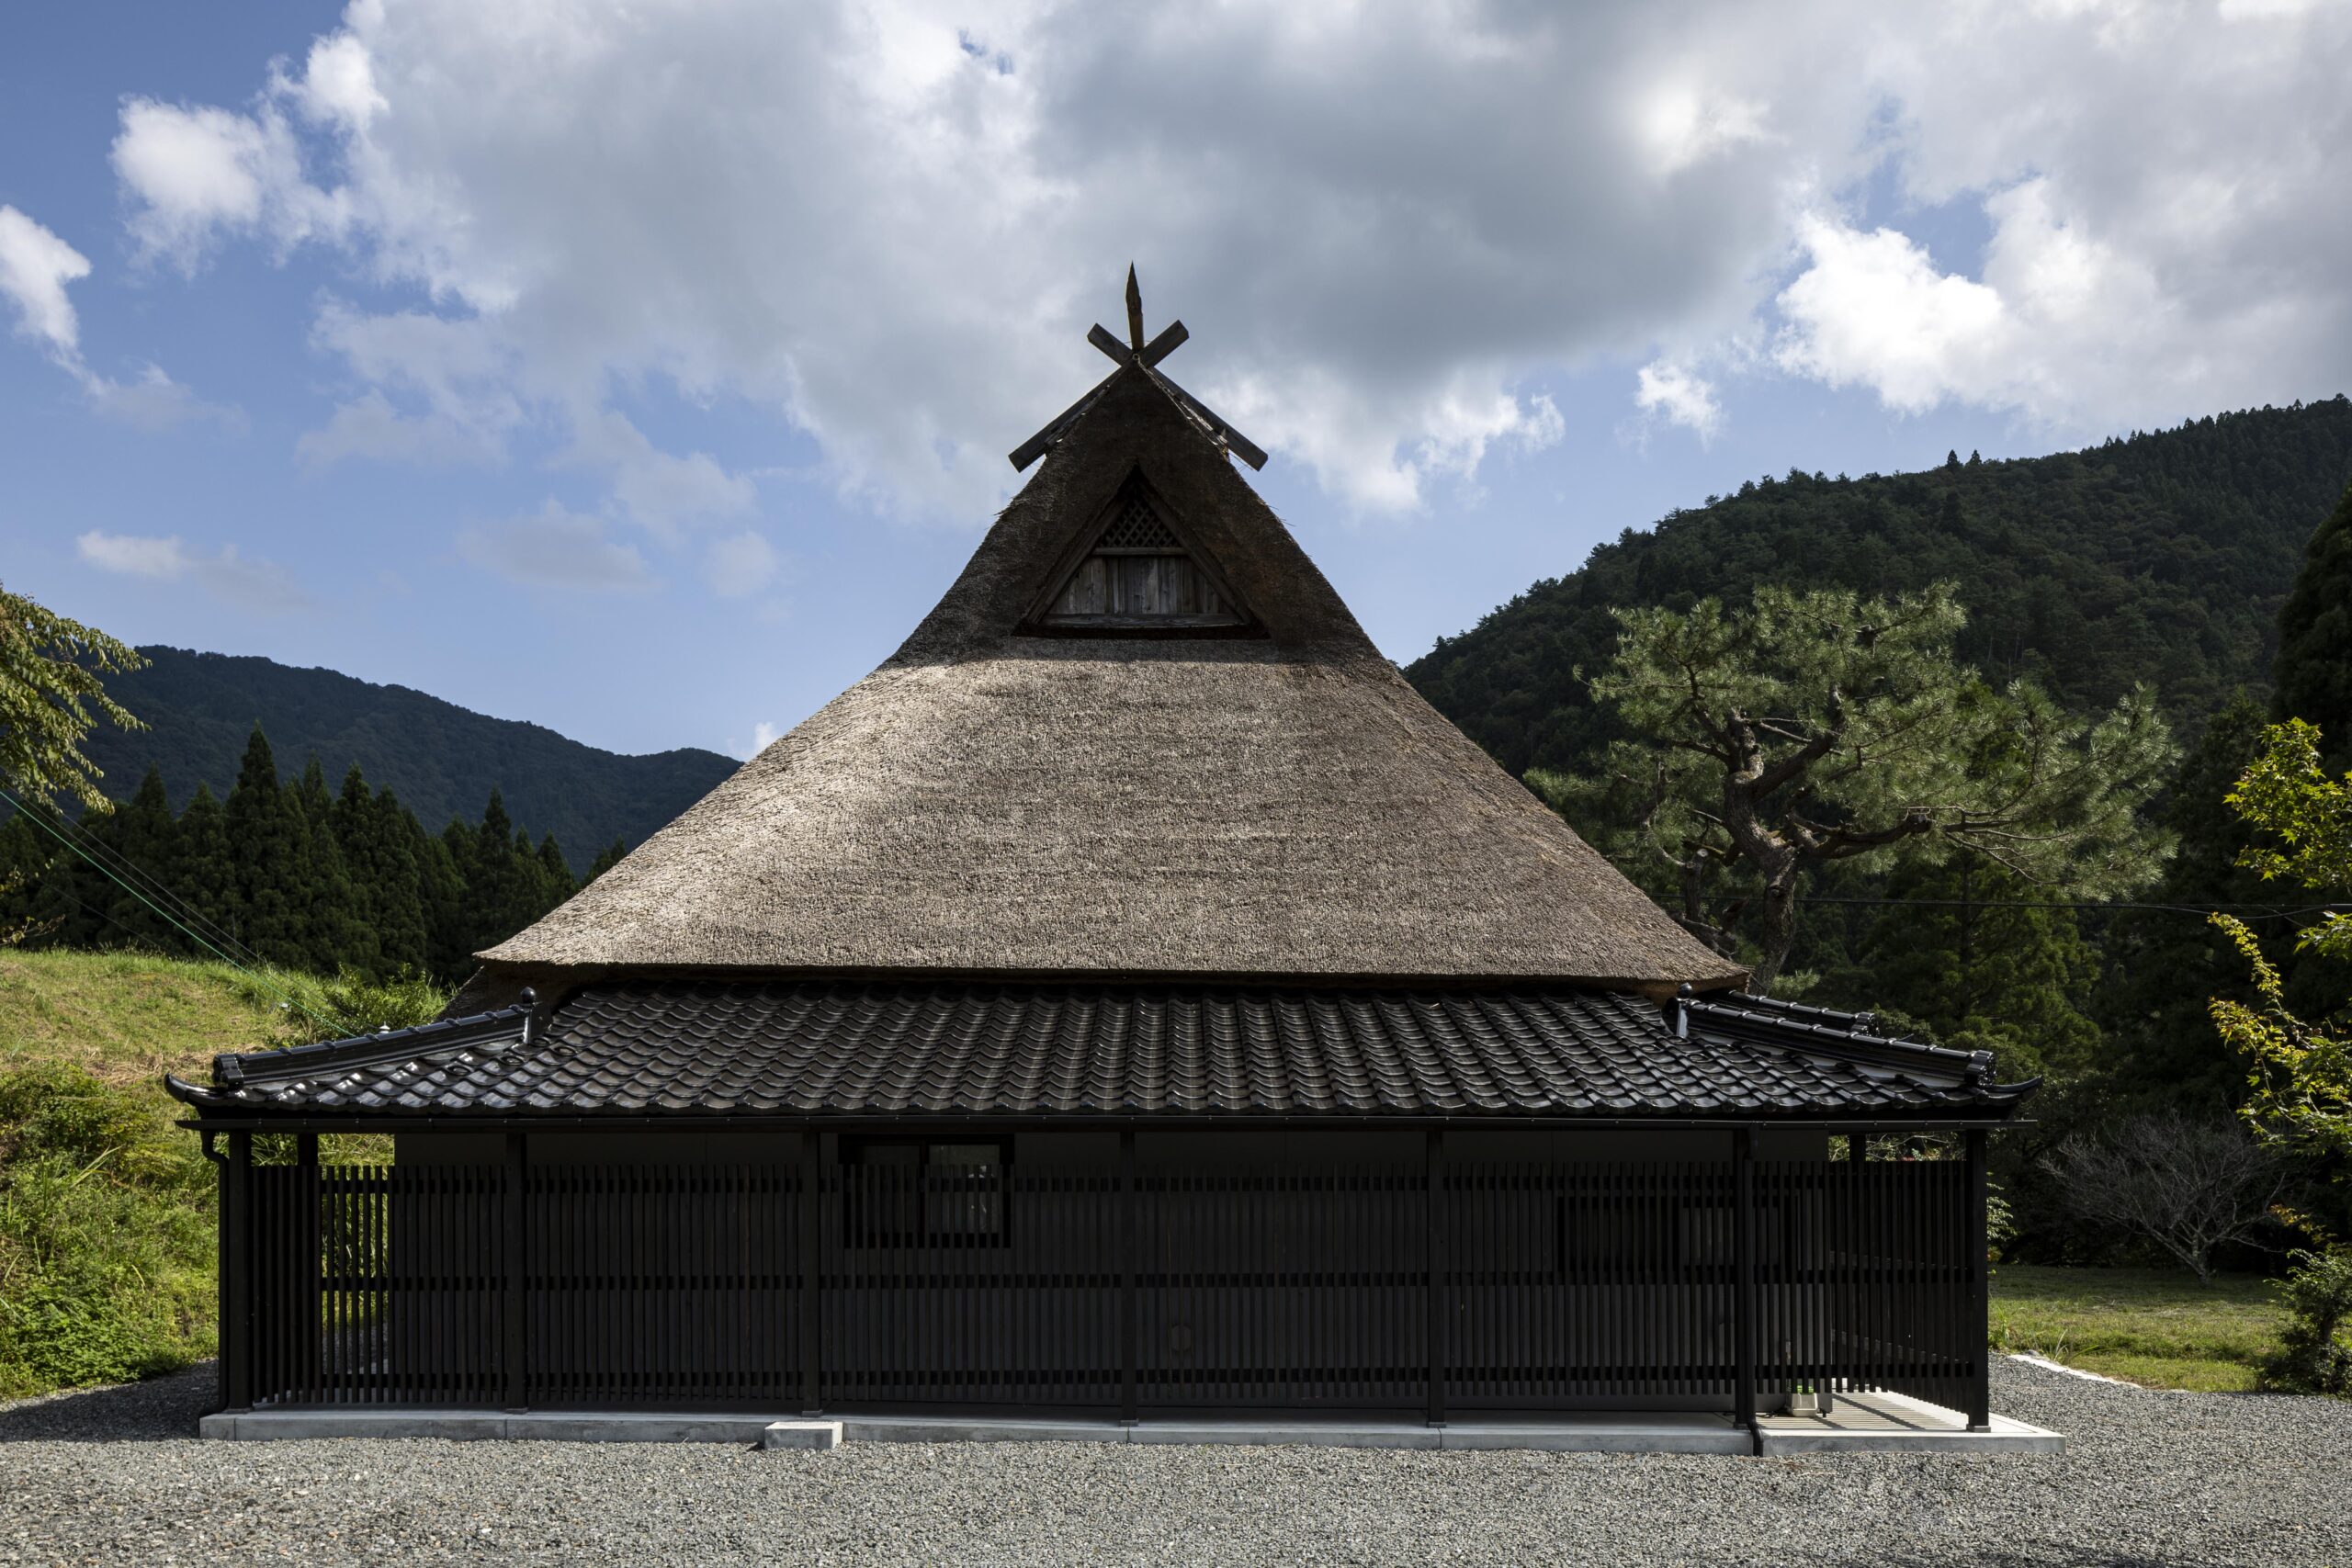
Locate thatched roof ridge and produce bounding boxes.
[478,365,1745,996]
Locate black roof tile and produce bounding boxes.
[166,981,2033,1122]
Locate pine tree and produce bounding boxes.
[2272,481,2352,770]
[2091,698,2273,1113]
[421,817,475,981]
[535,834,576,908]
[585,837,628,883]
[99,766,185,952]
[294,754,368,975]
[1860,853,2102,1084]
[333,771,429,976]
[170,783,236,946]
[222,726,309,966]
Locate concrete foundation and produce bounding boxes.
[198,1393,2061,1454]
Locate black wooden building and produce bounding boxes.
[171,286,2033,1441]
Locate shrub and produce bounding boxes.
[0,1065,215,1396]
[2259,1246,2352,1396]
[2038,1111,2290,1282]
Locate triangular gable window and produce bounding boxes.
[1027,474,1257,634]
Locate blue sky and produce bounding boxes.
[4,1,2347,762]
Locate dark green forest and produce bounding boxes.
[76,649,735,874]
[0,728,617,985]
[1409,397,2352,779]
[1407,400,2352,1247]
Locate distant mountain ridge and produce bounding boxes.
[1407,397,2352,778]
[81,649,739,872]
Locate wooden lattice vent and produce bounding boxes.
[1035,479,1252,631]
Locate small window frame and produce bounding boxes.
[1018,469,1264,639]
[840,1136,1012,1249]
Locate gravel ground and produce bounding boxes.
[3,1359,2346,1567]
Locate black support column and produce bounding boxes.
[1966,1127,1991,1431]
[1425,1127,1447,1427]
[1733,1125,1758,1454]
[503,1132,528,1411]
[297,1134,321,1402]
[221,1131,254,1411]
[800,1132,823,1416]
[1120,1129,1137,1425]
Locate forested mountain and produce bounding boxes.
[78,649,737,873]
[1408,398,2352,777]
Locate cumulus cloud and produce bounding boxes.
[1634,360,1723,439]
[102,0,2352,512]
[76,530,311,611]
[0,206,92,356]
[458,501,656,592]
[0,203,243,430]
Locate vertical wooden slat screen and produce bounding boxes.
[224,1142,1987,1420]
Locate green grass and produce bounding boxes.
[0,948,288,1397]
[0,948,451,1399]
[1991,1264,2289,1391]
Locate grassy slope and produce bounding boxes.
[1991,1265,2286,1392]
[0,948,282,1089]
[0,950,282,1397]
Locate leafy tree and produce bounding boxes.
[2272,482,2352,771]
[0,582,145,809]
[2211,719,2351,1162]
[1859,854,2101,1083]
[1541,581,2176,991]
[2094,698,2277,1113]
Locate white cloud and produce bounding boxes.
[750,720,780,752]
[297,389,497,468]
[76,530,311,611]
[77,530,189,578]
[573,412,756,536]
[458,501,655,592]
[1634,360,1723,439]
[88,363,247,434]
[704,528,781,599]
[104,0,2352,507]
[0,206,92,356]
[0,204,243,431]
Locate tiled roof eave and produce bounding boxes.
[168,981,2036,1125]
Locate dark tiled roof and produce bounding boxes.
[166,982,2032,1121]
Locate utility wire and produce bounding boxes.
[0,784,356,1037]
[1777,896,2347,920]
[15,798,276,975]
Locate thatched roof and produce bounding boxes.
[476,364,1744,997]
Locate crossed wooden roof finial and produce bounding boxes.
[1009,265,1269,472]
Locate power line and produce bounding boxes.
[16,798,275,975]
[1787,896,2346,920]
[0,784,356,1037]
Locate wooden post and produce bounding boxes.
[1966,1128,1991,1431]
[1120,1129,1137,1425]
[503,1132,528,1411]
[800,1132,823,1416]
[1734,1126,1758,1453]
[296,1134,320,1402]
[223,1131,254,1411]
[1425,1128,1447,1427]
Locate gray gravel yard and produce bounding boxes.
[3,1359,2346,1568]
